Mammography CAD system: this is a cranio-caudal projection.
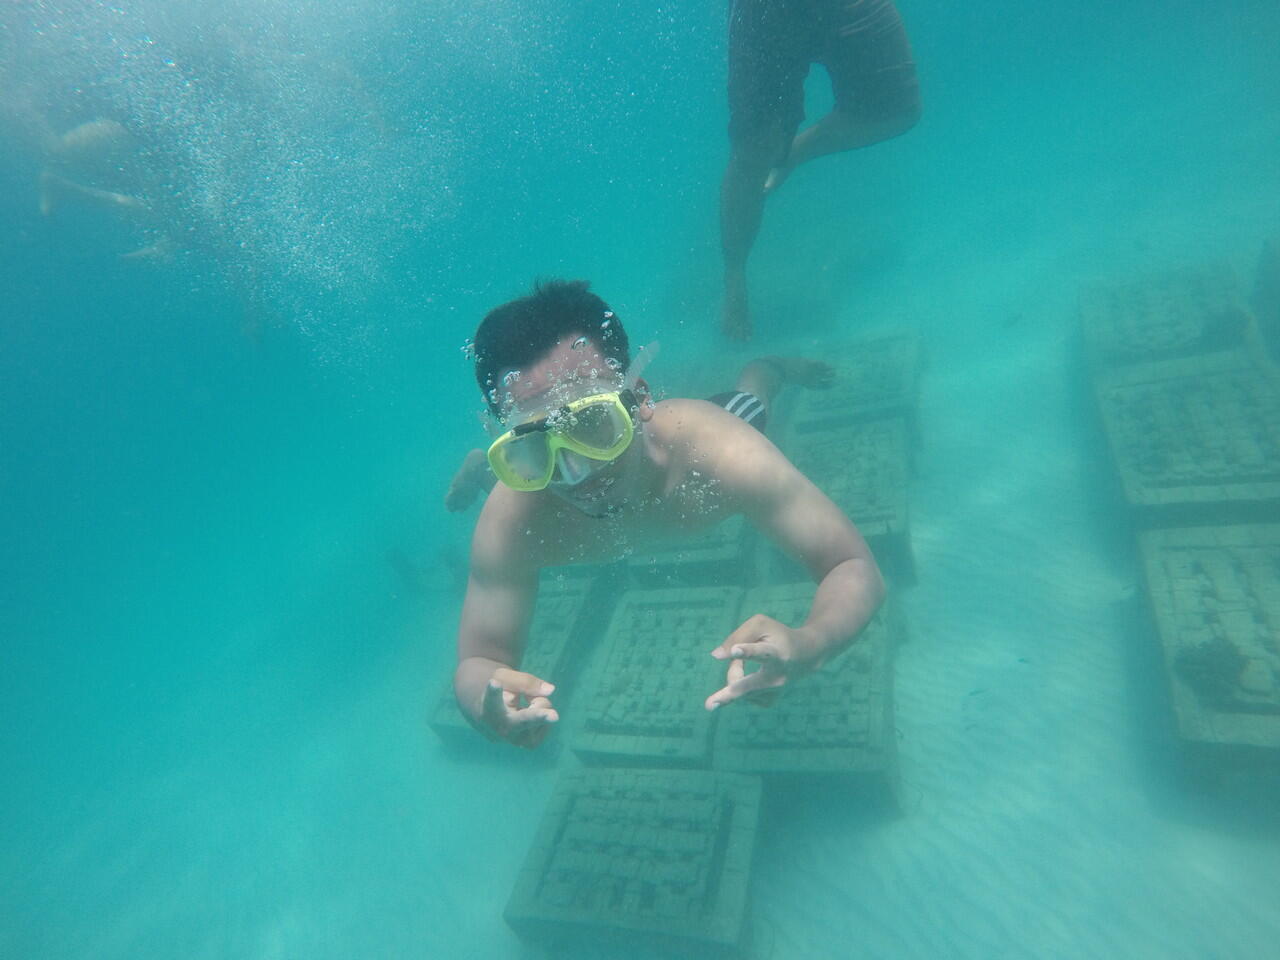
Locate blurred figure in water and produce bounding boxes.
[31,113,276,339]
[37,117,177,261]
[720,0,921,340]
[443,353,835,512]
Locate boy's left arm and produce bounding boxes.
[703,422,886,709]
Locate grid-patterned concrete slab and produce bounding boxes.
[573,586,744,767]
[1140,525,1280,759]
[505,768,761,958]
[713,582,899,800]
[1094,350,1280,525]
[1081,262,1255,368]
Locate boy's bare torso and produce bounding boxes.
[474,398,751,574]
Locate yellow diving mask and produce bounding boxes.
[486,388,639,492]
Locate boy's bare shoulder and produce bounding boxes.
[646,397,783,486]
[647,397,745,444]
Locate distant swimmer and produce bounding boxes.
[720,0,921,339]
[37,117,172,260]
[38,119,145,214]
[48,117,132,158]
[450,279,883,748]
[443,354,835,512]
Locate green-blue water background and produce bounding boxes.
[2,1,1279,957]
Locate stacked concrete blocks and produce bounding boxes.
[1139,524,1280,760]
[1084,261,1280,775]
[505,768,761,957]
[1080,262,1257,368]
[1093,349,1280,526]
[713,583,900,803]
[573,586,744,767]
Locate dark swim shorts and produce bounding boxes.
[728,0,920,147]
[706,390,769,432]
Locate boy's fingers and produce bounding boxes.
[482,680,507,724]
[521,696,559,723]
[491,667,555,699]
[706,668,785,711]
[711,615,780,659]
[729,640,780,661]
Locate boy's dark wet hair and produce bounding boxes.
[474,279,630,415]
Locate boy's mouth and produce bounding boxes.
[564,474,617,507]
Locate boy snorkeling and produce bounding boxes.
[455,279,884,748]
[444,354,836,511]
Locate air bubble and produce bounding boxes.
[460,338,476,359]
[603,311,613,318]
[572,335,589,350]
[605,357,622,371]
[503,370,521,385]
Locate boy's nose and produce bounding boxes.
[553,448,596,486]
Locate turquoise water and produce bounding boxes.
[3,1,1279,957]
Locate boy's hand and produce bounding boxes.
[705,614,821,710]
[477,668,558,749]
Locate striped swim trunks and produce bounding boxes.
[706,390,769,432]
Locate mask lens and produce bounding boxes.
[563,398,628,453]
[495,432,552,487]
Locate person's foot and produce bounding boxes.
[722,270,752,340]
[763,161,794,195]
[779,356,835,388]
[444,475,482,512]
[444,449,490,512]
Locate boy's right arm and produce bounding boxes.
[454,509,559,749]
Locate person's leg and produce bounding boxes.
[766,0,921,192]
[722,0,811,341]
[733,355,836,418]
[39,170,147,216]
[721,130,791,341]
[765,108,919,192]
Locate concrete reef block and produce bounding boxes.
[505,768,762,958]
[573,586,744,767]
[1094,349,1280,526]
[1139,524,1280,761]
[1081,262,1257,369]
[714,582,900,804]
